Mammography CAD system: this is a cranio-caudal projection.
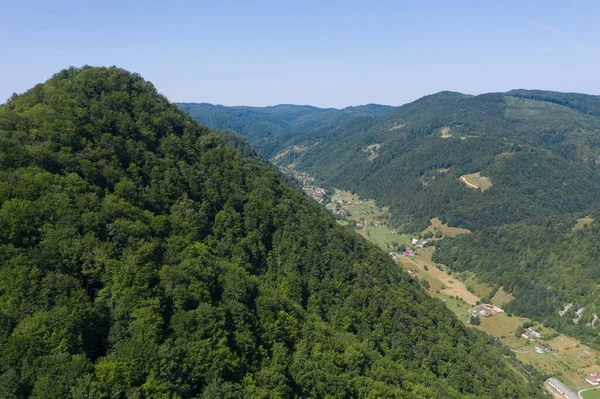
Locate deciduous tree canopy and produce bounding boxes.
[0,66,541,398]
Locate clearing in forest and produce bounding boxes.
[465,275,494,298]
[439,126,453,138]
[476,313,529,337]
[573,216,594,232]
[491,286,515,306]
[459,172,493,191]
[362,143,382,161]
[404,247,480,305]
[421,217,471,239]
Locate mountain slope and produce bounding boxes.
[260,90,600,231]
[433,211,600,349]
[177,102,395,157]
[0,67,541,398]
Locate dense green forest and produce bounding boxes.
[177,102,395,157]
[184,91,600,231]
[0,67,543,398]
[433,212,600,349]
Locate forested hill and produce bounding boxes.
[176,102,395,156]
[182,90,600,231]
[0,67,541,398]
[433,212,600,350]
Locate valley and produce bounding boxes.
[291,167,600,396]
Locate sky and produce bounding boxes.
[1,0,600,108]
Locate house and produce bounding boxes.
[411,238,419,245]
[586,373,600,386]
[522,328,543,341]
[403,250,414,257]
[528,327,542,339]
[479,310,489,317]
[407,269,415,275]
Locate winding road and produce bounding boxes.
[578,385,600,398]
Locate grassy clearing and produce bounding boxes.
[362,228,410,251]
[421,217,471,239]
[459,172,493,191]
[475,313,529,338]
[574,216,594,232]
[439,126,453,138]
[362,143,382,161]
[582,389,600,399]
[465,275,494,298]
[491,286,515,306]
[408,247,481,305]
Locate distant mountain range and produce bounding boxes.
[177,102,395,156]
[180,90,600,231]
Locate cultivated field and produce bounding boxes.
[403,247,480,306]
[477,313,529,337]
[329,189,410,251]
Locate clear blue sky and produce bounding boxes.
[1,0,599,108]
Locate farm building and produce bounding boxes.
[522,328,543,341]
[586,373,600,385]
[546,378,579,399]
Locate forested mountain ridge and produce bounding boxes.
[182,90,600,231]
[0,66,542,398]
[177,102,395,157]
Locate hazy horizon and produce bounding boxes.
[2,1,600,108]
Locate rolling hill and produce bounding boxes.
[0,67,542,398]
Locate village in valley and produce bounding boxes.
[283,167,600,399]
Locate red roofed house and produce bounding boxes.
[586,373,600,385]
